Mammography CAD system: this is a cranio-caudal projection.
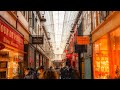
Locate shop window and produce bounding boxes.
[109,27,120,79]
[0,71,6,79]
[93,35,109,79]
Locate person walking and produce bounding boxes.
[43,68,59,79]
[37,66,45,79]
[24,68,32,79]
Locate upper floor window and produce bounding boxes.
[78,22,83,36]
[32,12,35,29]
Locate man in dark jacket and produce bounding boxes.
[24,68,32,79]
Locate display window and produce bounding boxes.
[0,47,24,79]
[93,35,109,79]
[109,27,120,79]
[93,26,120,79]
[0,18,24,79]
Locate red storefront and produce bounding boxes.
[0,17,24,79]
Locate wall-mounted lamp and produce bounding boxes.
[47,32,51,40]
[40,14,46,22]
[66,42,69,44]
[70,29,74,33]
[48,38,51,40]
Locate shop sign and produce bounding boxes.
[77,36,89,45]
[0,43,5,50]
[32,36,43,44]
[74,44,87,53]
[0,19,24,51]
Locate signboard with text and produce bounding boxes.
[0,19,24,51]
[77,36,89,45]
[74,44,87,53]
[32,36,43,44]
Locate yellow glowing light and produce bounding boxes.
[96,44,99,46]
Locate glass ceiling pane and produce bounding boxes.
[41,11,79,54]
[53,11,65,47]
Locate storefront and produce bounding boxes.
[28,45,46,70]
[93,27,120,79]
[92,12,120,79]
[0,18,24,79]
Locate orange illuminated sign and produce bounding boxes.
[77,36,89,45]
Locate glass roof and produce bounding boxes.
[40,11,79,54]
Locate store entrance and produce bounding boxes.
[0,61,8,79]
[0,50,8,79]
[0,71,6,79]
[18,62,24,76]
